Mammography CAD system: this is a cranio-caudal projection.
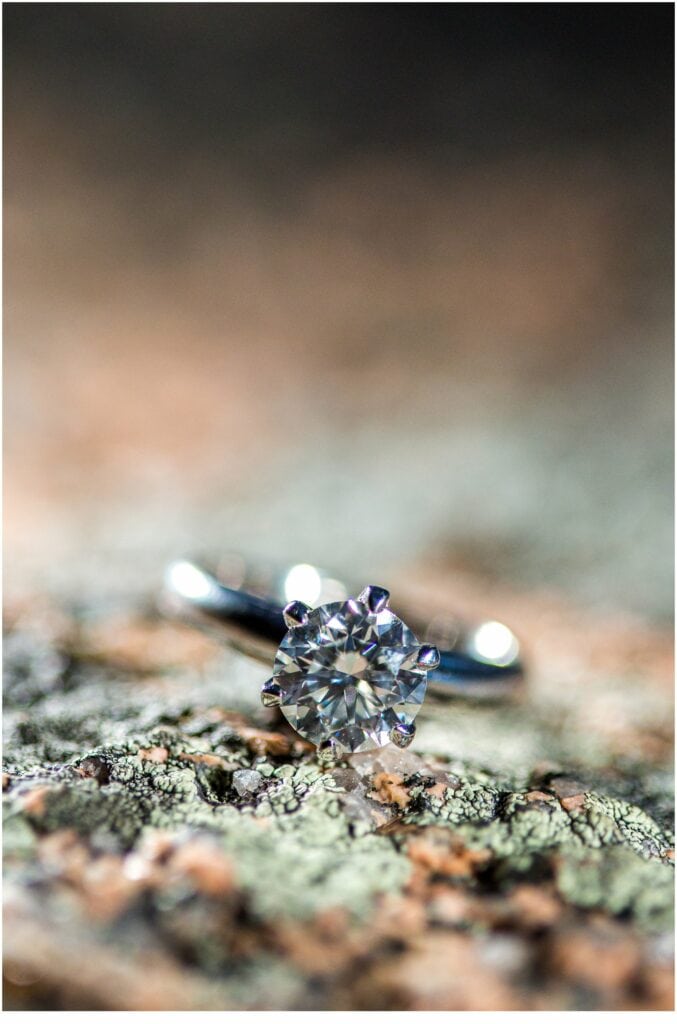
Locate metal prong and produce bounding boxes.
[316,738,340,765]
[416,644,441,670]
[261,679,282,708]
[357,585,390,613]
[390,722,416,749]
[283,600,311,628]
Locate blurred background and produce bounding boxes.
[4,4,673,623]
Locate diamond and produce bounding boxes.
[272,596,428,754]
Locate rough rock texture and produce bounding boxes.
[3,586,673,1010]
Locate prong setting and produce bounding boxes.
[416,644,441,670]
[390,722,416,748]
[358,584,390,614]
[283,600,311,629]
[271,589,427,755]
[260,678,282,708]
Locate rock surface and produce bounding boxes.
[3,585,673,1010]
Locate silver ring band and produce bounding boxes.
[161,557,524,702]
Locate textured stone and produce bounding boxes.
[3,599,674,1010]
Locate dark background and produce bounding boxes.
[4,3,674,620]
[4,5,673,172]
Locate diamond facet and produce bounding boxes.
[272,596,427,754]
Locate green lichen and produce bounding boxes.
[5,727,412,920]
[3,617,674,939]
[556,847,674,931]
[401,771,674,892]
[215,781,411,920]
[3,805,38,862]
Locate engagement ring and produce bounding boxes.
[162,558,523,757]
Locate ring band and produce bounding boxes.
[162,556,523,684]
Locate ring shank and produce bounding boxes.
[161,559,524,700]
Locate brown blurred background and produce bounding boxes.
[4,4,673,622]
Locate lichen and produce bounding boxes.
[555,847,674,931]
[3,610,674,1009]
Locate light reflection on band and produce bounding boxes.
[283,563,347,607]
[470,620,520,666]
